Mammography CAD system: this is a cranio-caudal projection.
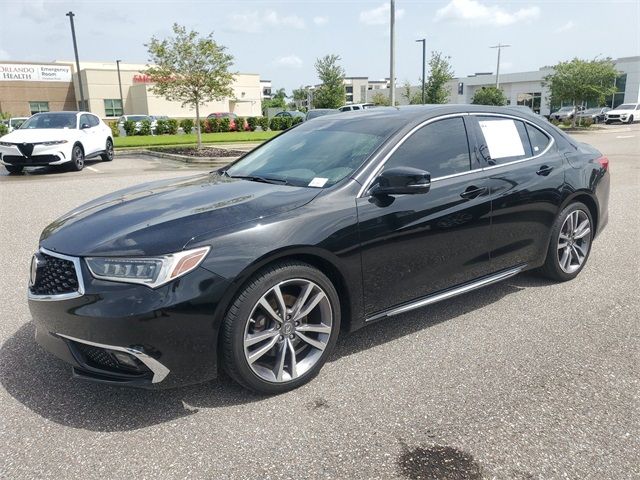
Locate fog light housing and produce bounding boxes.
[112,351,142,369]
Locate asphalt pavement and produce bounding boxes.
[0,124,638,479]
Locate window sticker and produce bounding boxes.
[478,119,525,159]
[308,177,328,188]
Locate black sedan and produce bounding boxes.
[29,105,610,394]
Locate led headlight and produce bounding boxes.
[0,141,13,147]
[85,246,210,288]
[41,140,69,146]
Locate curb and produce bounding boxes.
[115,148,239,166]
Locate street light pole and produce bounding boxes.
[490,43,510,89]
[416,39,426,104]
[66,11,86,111]
[389,0,396,106]
[116,60,124,113]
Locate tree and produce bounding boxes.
[471,86,508,106]
[543,58,618,127]
[401,81,422,105]
[425,52,455,104]
[371,91,391,106]
[144,24,234,148]
[292,86,310,108]
[313,54,345,109]
[262,87,287,115]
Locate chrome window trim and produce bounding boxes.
[56,333,170,383]
[28,247,85,302]
[357,111,555,198]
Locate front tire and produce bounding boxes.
[629,115,634,124]
[221,261,341,394]
[4,165,24,174]
[69,144,84,171]
[100,138,114,161]
[540,202,593,282]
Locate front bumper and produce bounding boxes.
[605,115,629,123]
[29,253,231,388]
[0,143,72,166]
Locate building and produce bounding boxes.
[260,80,272,100]
[305,76,390,107]
[0,60,263,119]
[366,56,639,115]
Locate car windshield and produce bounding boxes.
[226,117,399,188]
[583,108,600,114]
[558,107,573,112]
[20,113,77,129]
[616,104,635,110]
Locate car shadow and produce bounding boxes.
[0,272,547,432]
[1,160,103,177]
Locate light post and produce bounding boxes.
[389,0,396,106]
[490,43,510,89]
[416,38,426,104]
[116,59,124,114]
[66,11,86,111]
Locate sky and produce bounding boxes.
[1,0,639,94]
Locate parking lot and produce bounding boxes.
[0,124,638,479]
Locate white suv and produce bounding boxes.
[605,103,640,124]
[338,103,376,112]
[0,111,113,174]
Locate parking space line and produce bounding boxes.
[86,166,101,173]
[615,135,635,139]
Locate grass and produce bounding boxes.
[114,131,279,149]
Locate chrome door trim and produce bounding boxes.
[27,247,85,301]
[56,333,170,383]
[365,265,525,323]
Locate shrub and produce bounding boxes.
[219,117,231,132]
[258,116,269,131]
[139,119,152,136]
[0,122,7,136]
[247,117,258,131]
[292,116,303,126]
[237,116,247,131]
[269,117,282,131]
[578,117,594,127]
[155,119,168,135]
[107,121,119,137]
[123,120,136,137]
[198,119,208,134]
[180,118,194,134]
[209,117,221,133]
[282,117,294,129]
[561,119,572,127]
[167,119,179,134]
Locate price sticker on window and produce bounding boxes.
[308,177,328,188]
[478,119,525,159]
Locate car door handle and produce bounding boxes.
[536,165,554,176]
[460,186,487,199]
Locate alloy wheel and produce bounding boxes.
[74,146,84,169]
[557,209,591,274]
[243,278,333,383]
[106,140,114,160]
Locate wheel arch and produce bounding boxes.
[561,191,599,238]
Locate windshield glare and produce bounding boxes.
[20,113,77,129]
[226,117,398,188]
[616,104,635,110]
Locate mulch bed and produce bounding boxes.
[152,146,245,158]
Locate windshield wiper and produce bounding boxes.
[229,174,289,185]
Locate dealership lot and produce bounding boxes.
[1,124,639,479]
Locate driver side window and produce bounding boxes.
[383,117,472,178]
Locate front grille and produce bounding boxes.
[3,155,59,165]
[607,115,620,119]
[30,253,79,296]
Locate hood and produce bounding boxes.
[40,173,321,256]
[1,128,78,143]
[609,108,636,114]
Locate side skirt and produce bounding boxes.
[365,265,526,323]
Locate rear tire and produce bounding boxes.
[68,144,84,171]
[221,261,340,394]
[100,138,114,161]
[4,165,23,174]
[540,202,594,282]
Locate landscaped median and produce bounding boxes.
[113,131,280,149]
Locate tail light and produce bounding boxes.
[597,156,609,170]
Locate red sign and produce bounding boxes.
[133,74,153,84]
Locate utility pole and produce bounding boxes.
[416,38,426,104]
[490,43,510,89]
[389,0,396,106]
[66,11,86,111]
[116,60,124,113]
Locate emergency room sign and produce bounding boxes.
[0,64,72,82]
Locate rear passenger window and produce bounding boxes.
[476,116,532,164]
[525,124,550,154]
[384,117,471,178]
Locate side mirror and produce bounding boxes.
[80,123,90,129]
[370,167,431,196]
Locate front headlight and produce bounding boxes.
[41,140,68,146]
[85,246,210,288]
[0,141,13,147]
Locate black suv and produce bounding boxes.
[29,105,610,394]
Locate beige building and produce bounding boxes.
[0,60,262,119]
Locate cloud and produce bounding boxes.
[227,10,305,33]
[313,16,329,26]
[19,0,49,23]
[556,20,575,33]
[274,55,303,68]
[359,3,405,26]
[435,0,540,26]
[0,48,10,60]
